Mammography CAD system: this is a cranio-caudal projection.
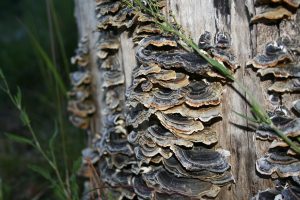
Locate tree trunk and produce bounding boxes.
[71,0,300,199]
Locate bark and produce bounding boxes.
[72,0,300,199]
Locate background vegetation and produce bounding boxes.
[0,0,85,199]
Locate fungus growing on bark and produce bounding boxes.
[258,63,300,78]
[155,112,204,135]
[102,70,125,87]
[163,156,234,185]
[70,71,92,87]
[183,80,223,107]
[268,78,300,92]
[251,6,293,23]
[162,103,221,122]
[67,100,96,118]
[148,72,190,90]
[170,146,231,173]
[248,40,291,69]
[293,100,300,114]
[255,0,300,8]
[142,167,221,199]
[256,149,300,178]
[69,115,90,129]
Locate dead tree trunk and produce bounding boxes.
[70,0,300,199]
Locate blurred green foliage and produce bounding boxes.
[0,0,86,199]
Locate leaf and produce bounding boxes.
[28,164,53,183]
[70,175,79,200]
[53,184,66,200]
[69,157,82,200]
[20,110,30,126]
[72,157,82,174]
[232,110,259,124]
[5,133,33,146]
[0,178,3,200]
[49,127,58,155]
[14,87,22,108]
[27,28,67,95]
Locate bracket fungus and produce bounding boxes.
[80,1,237,199]
[252,0,300,24]
[68,37,95,130]
[250,34,300,198]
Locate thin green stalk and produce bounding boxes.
[0,70,72,200]
[0,178,3,200]
[54,80,70,195]
[46,0,57,66]
[19,21,67,95]
[49,0,70,76]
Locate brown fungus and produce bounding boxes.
[96,1,122,15]
[105,90,121,110]
[126,104,155,128]
[130,88,185,111]
[67,100,96,118]
[155,112,204,135]
[163,156,234,185]
[69,115,89,129]
[162,103,221,122]
[67,86,90,102]
[215,32,231,49]
[293,99,300,114]
[137,142,173,159]
[71,36,89,67]
[147,69,177,81]
[173,128,218,145]
[98,38,120,51]
[146,125,194,148]
[102,70,125,88]
[132,176,154,199]
[248,40,291,69]
[251,6,293,24]
[142,167,221,199]
[183,80,223,107]
[258,63,300,78]
[256,150,300,178]
[70,71,92,87]
[136,48,215,76]
[268,78,300,93]
[170,146,231,173]
[198,31,212,50]
[255,0,300,8]
[138,36,177,48]
[132,63,161,78]
[82,148,100,164]
[149,72,190,90]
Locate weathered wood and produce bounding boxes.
[74,0,102,140]
[73,0,300,199]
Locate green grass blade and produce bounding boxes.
[5,133,33,146]
[232,110,259,124]
[49,0,70,76]
[28,164,53,183]
[23,25,67,95]
[0,178,3,200]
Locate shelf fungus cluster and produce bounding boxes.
[78,0,237,199]
[125,31,236,198]
[252,0,300,23]
[249,36,300,199]
[68,36,96,129]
